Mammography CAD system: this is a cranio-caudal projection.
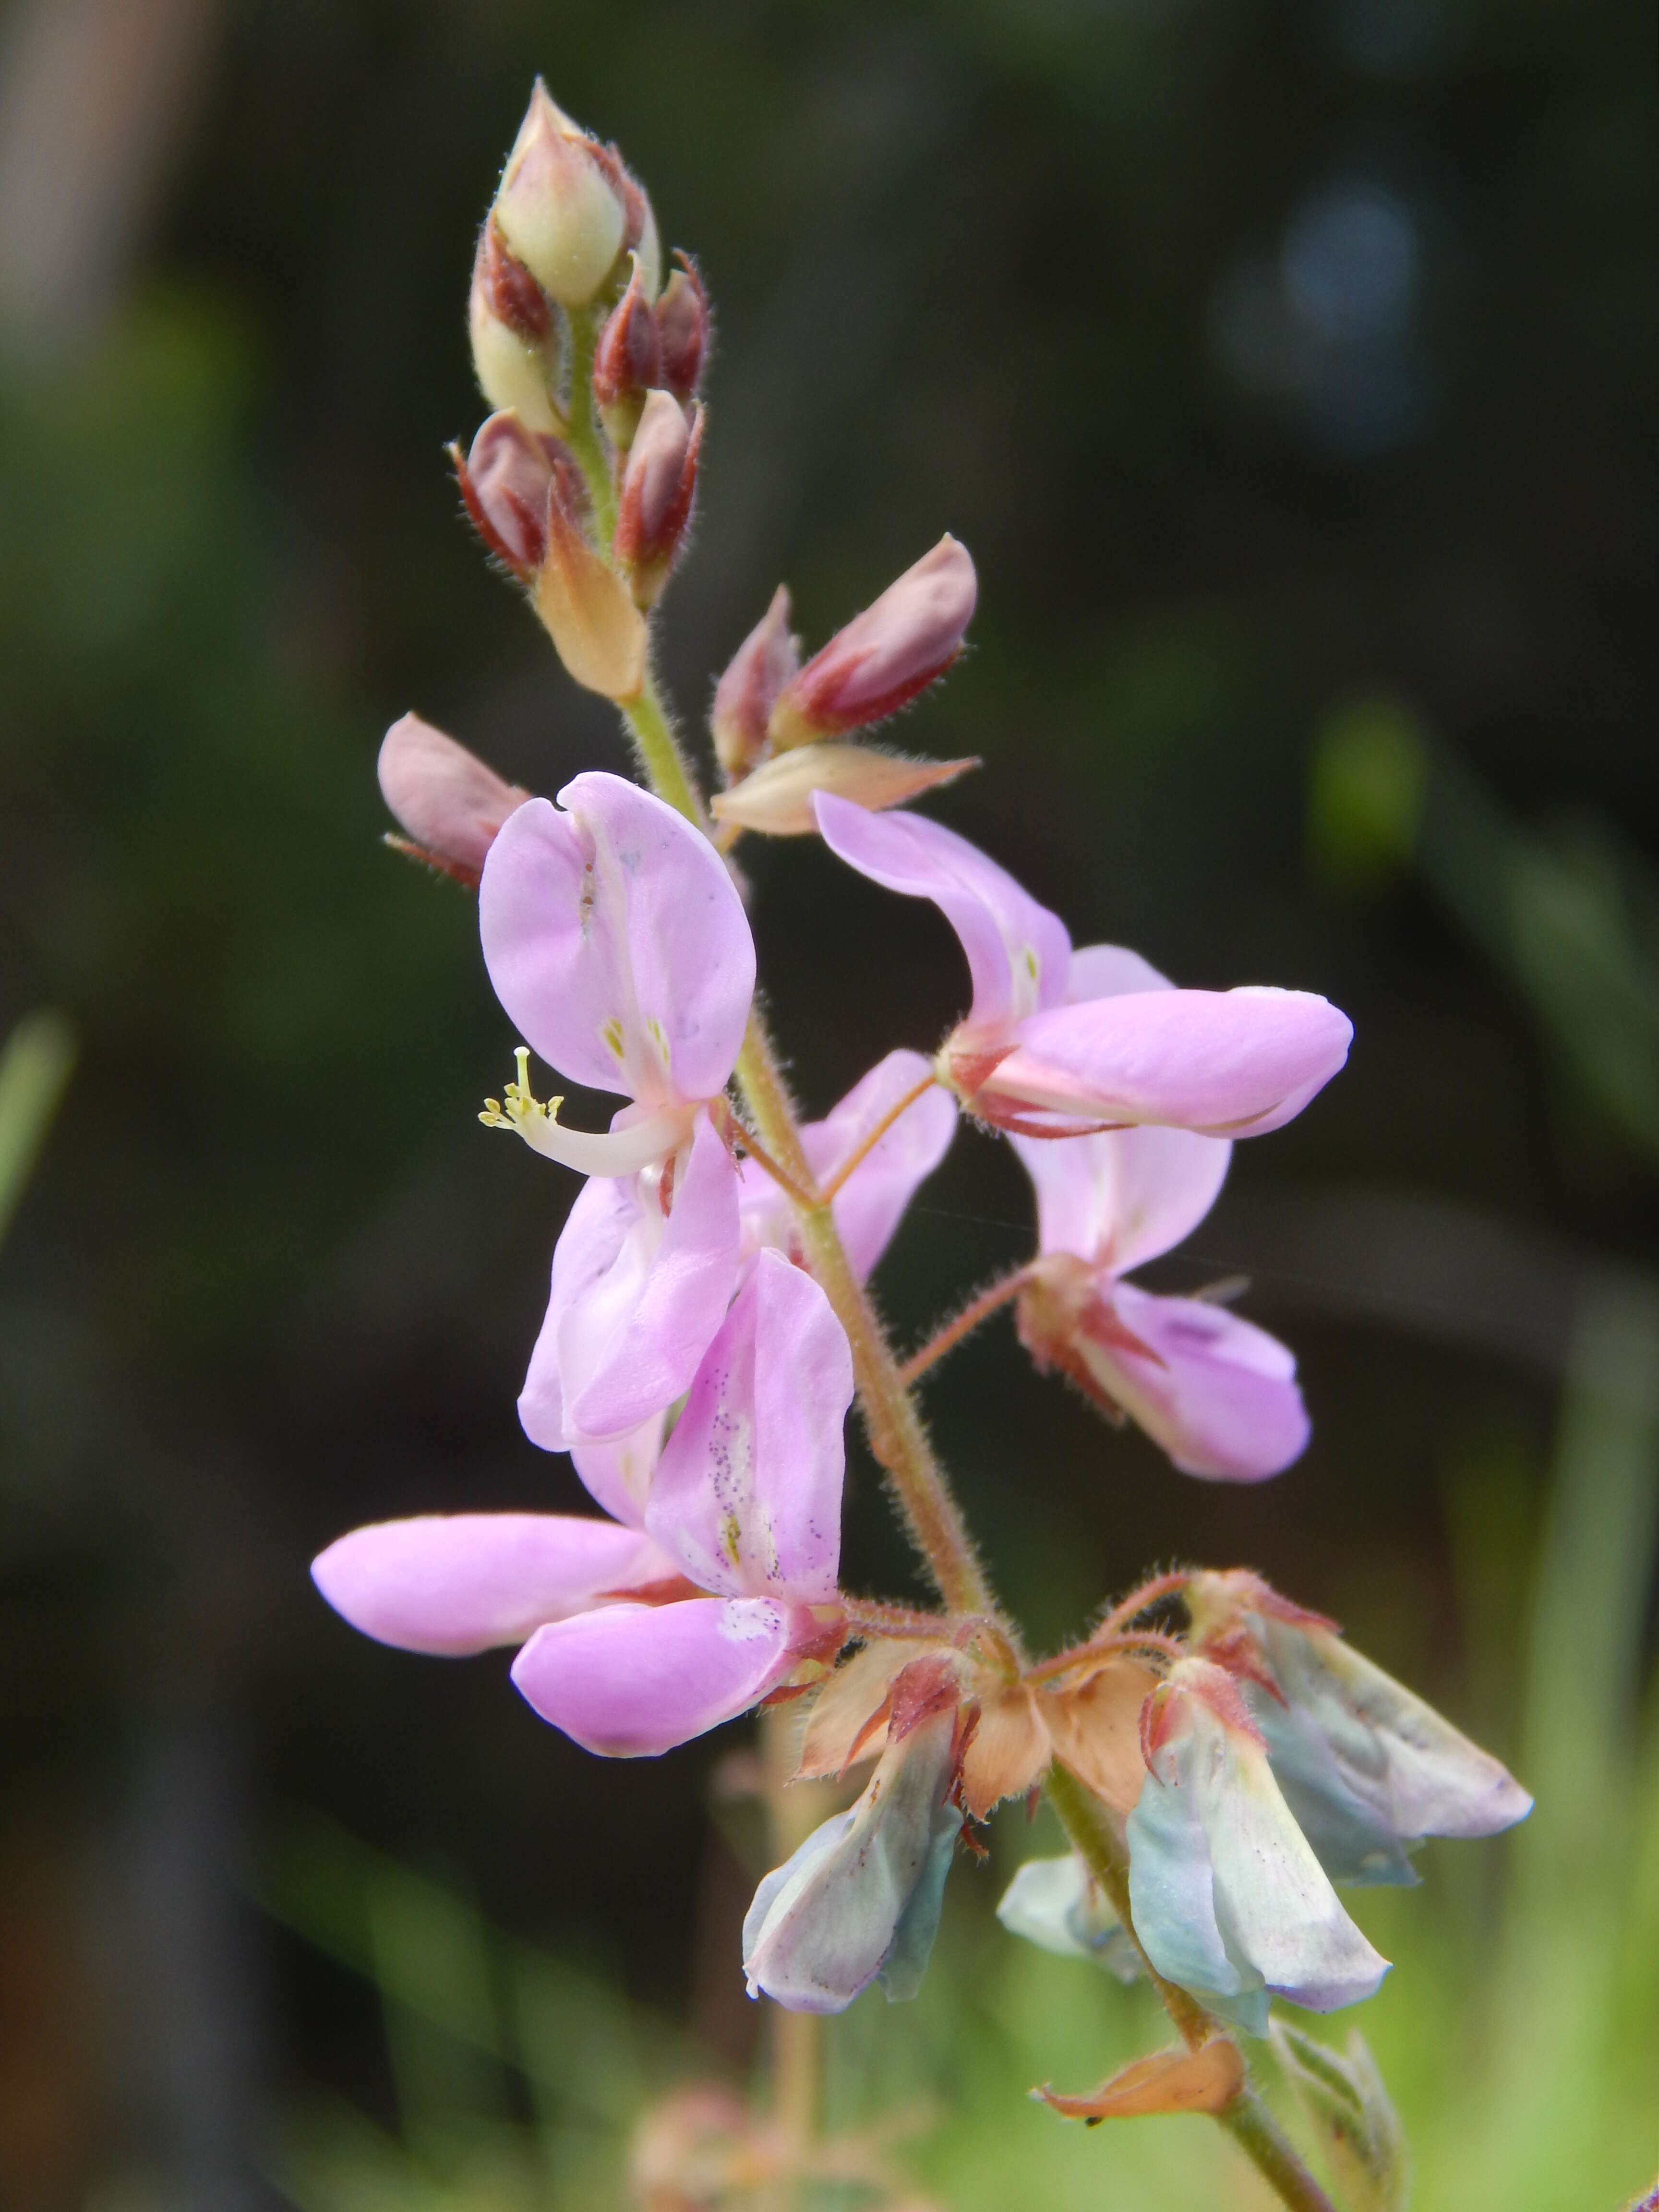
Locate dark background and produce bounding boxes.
[0,0,1652,2201]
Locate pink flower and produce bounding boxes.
[812,799,1353,1140]
[313,1252,853,1758]
[1010,947,1310,1481]
[738,1048,957,1280]
[479,772,756,1444]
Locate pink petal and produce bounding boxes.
[988,987,1353,1137]
[479,775,755,1108]
[511,1595,807,1755]
[646,1250,852,1602]
[812,795,1070,1036]
[1065,942,1173,1001]
[570,1412,666,1528]
[1010,1125,1231,1274]
[1086,1282,1310,1480]
[311,1514,679,1656]
[518,1113,741,1448]
[377,714,529,878]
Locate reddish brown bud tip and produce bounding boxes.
[710,585,798,777]
[591,257,661,448]
[473,218,552,343]
[769,535,978,750]
[455,409,574,577]
[377,714,529,879]
[614,391,700,607]
[655,254,709,401]
[468,222,563,435]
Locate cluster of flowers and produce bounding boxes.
[314,79,1529,2070]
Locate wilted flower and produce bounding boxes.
[314,1250,851,1756]
[813,797,1353,1140]
[1009,962,1309,1479]
[1187,1570,1532,1883]
[479,772,755,1444]
[1126,1657,1391,2035]
[996,1852,1142,1981]
[737,1048,956,1279]
[376,713,528,887]
[768,537,978,750]
[743,1659,965,2012]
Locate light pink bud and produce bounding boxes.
[377,714,529,886]
[591,257,661,448]
[768,536,977,750]
[710,744,978,837]
[655,255,709,401]
[614,391,701,608]
[492,82,627,310]
[468,221,563,435]
[454,409,577,577]
[710,586,798,777]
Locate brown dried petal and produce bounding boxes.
[960,1685,1052,1820]
[794,1638,953,1781]
[1041,1660,1159,1815]
[1037,2038,1244,2124]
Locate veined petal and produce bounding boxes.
[511,1594,806,1755]
[646,1249,852,1602]
[480,776,754,1107]
[1128,1660,1390,2029]
[1079,1281,1310,1482]
[1010,1124,1231,1274]
[812,794,1070,1035]
[743,1702,961,2013]
[986,988,1353,1137]
[312,1514,679,1656]
[519,1115,741,1450]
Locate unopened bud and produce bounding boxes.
[710,744,978,837]
[454,409,574,577]
[711,586,798,777]
[614,390,700,608]
[535,492,648,699]
[468,221,563,435]
[492,82,627,310]
[655,255,709,401]
[377,714,529,886]
[591,257,660,449]
[768,536,977,751]
[603,149,661,301]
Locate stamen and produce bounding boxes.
[480,1047,692,1176]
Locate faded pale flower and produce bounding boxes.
[996,1853,1142,1981]
[813,799,1352,1139]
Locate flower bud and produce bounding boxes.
[454,408,575,577]
[377,714,529,887]
[743,1664,964,2013]
[655,255,709,401]
[711,586,798,778]
[535,488,648,699]
[768,536,977,751]
[709,745,978,838]
[614,390,700,609]
[591,256,660,449]
[468,220,563,435]
[492,81,627,310]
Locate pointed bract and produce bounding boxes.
[711,744,978,837]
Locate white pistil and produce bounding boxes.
[481,1046,692,1177]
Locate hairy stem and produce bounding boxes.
[623,675,709,834]
[1045,1764,1336,2212]
[900,1264,1037,1387]
[562,305,618,548]
[817,1072,940,1201]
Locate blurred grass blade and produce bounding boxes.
[1268,2021,1408,2212]
[0,1009,74,1249]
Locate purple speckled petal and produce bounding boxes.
[646,1250,851,1602]
[1082,1281,1310,1481]
[989,987,1352,1137]
[511,1594,808,1755]
[812,794,1070,1035]
[312,1514,680,1656]
[480,774,755,1106]
[518,1114,741,1450]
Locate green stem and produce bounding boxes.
[1045,1764,1336,2212]
[622,676,708,834]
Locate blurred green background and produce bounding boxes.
[0,0,1653,2204]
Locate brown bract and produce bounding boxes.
[1040,1659,1160,1814]
[1037,2038,1244,2124]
